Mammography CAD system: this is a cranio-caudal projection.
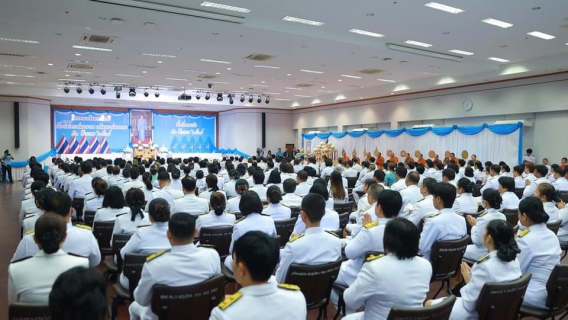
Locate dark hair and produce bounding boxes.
[422,177,437,194]
[171,168,181,180]
[229,169,240,180]
[253,170,264,185]
[376,190,402,218]
[141,172,153,191]
[535,165,548,177]
[129,167,139,180]
[497,177,514,192]
[368,184,385,202]
[233,231,279,282]
[49,267,108,320]
[35,214,67,254]
[35,171,50,185]
[266,185,282,204]
[30,180,46,196]
[92,179,108,196]
[537,183,559,203]
[485,219,520,262]
[395,167,407,178]
[301,193,326,222]
[297,170,308,182]
[482,189,503,209]
[235,179,249,195]
[518,197,549,224]
[513,165,524,176]
[373,170,385,182]
[442,168,456,181]
[267,170,281,184]
[239,191,263,215]
[122,168,131,179]
[457,177,474,193]
[43,191,72,217]
[102,186,125,209]
[158,171,171,181]
[168,212,196,241]
[80,161,93,174]
[464,167,474,178]
[309,184,330,201]
[432,183,457,208]
[406,171,420,184]
[383,218,420,260]
[210,192,226,216]
[148,198,171,222]
[206,174,219,191]
[125,188,145,221]
[330,171,346,200]
[181,177,197,192]
[283,178,296,193]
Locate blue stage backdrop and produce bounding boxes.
[153,113,217,153]
[53,109,130,154]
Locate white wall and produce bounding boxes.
[292,73,568,164]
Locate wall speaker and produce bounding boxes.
[261,112,266,148]
[14,102,20,149]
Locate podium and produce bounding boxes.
[134,147,158,160]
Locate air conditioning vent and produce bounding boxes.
[67,64,94,70]
[198,74,217,79]
[295,83,313,88]
[81,34,117,44]
[229,73,253,78]
[358,68,383,75]
[129,64,157,69]
[244,53,275,61]
[271,76,295,81]
[0,53,36,58]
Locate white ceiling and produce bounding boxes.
[0,0,567,111]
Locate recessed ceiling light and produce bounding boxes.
[0,37,39,44]
[215,72,221,75]
[209,81,229,84]
[250,84,269,87]
[282,16,324,26]
[287,73,292,76]
[153,85,175,88]
[275,98,290,101]
[403,40,432,47]
[4,82,34,85]
[449,49,474,55]
[261,81,265,83]
[200,1,251,13]
[348,29,385,38]
[141,53,176,58]
[300,69,324,74]
[3,74,35,78]
[165,78,189,81]
[338,79,342,82]
[0,65,36,70]
[285,87,302,90]
[254,65,281,69]
[142,71,147,74]
[321,86,325,88]
[294,95,311,98]
[64,74,70,77]
[116,74,142,77]
[527,31,556,40]
[47,63,54,66]
[58,79,85,81]
[481,18,514,28]
[72,45,113,52]
[226,67,231,70]
[64,70,93,74]
[157,61,163,64]
[341,74,362,79]
[181,69,207,73]
[393,84,410,91]
[488,57,510,63]
[424,2,464,14]
[265,92,281,95]
[75,53,81,56]
[200,58,231,64]
[377,78,396,83]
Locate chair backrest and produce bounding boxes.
[83,210,96,226]
[290,207,300,219]
[545,264,568,311]
[199,225,234,258]
[327,228,343,238]
[72,197,84,220]
[123,252,153,295]
[430,235,470,281]
[558,191,568,203]
[461,212,481,238]
[514,188,524,200]
[334,201,354,214]
[151,274,225,320]
[9,303,50,320]
[93,221,115,252]
[546,220,562,235]
[476,273,532,320]
[112,233,133,273]
[386,295,456,320]
[502,209,519,226]
[338,212,350,230]
[284,259,342,307]
[228,212,242,220]
[346,177,358,189]
[275,217,297,247]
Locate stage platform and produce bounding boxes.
[58,152,223,162]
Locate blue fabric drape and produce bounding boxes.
[11,148,57,168]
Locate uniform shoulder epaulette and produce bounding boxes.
[289,233,305,243]
[11,256,32,264]
[25,229,35,235]
[281,202,291,208]
[263,204,268,209]
[428,212,440,218]
[476,254,490,264]
[518,228,530,238]
[116,212,128,217]
[365,254,385,263]
[68,252,88,258]
[85,192,92,196]
[23,214,36,220]
[137,224,151,228]
[416,198,425,203]
[175,195,184,200]
[362,205,372,212]
[76,224,92,230]
[364,221,379,229]
[278,283,300,291]
[218,291,243,310]
[325,230,339,237]
[478,210,488,217]
[235,217,245,223]
[146,250,167,262]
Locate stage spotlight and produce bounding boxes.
[129,87,136,97]
[154,89,159,98]
[63,85,70,94]
[248,94,253,103]
[265,95,270,104]
[144,89,149,97]
[188,94,192,100]
[217,93,223,102]
[116,91,121,99]
[100,86,106,95]
[205,92,210,100]
[76,85,82,94]
[229,96,234,104]
[196,92,201,100]
[88,85,94,94]
[240,94,245,103]
[257,95,262,103]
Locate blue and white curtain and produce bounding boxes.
[303,123,523,165]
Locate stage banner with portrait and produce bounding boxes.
[153,113,217,153]
[130,109,153,144]
[53,109,130,154]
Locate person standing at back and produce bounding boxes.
[1,149,14,183]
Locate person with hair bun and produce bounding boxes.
[119,198,172,289]
[453,178,479,214]
[463,189,507,261]
[8,215,89,303]
[227,179,249,213]
[426,219,522,319]
[199,174,227,203]
[263,185,291,220]
[535,183,560,221]
[141,172,154,204]
[516,197,561,309]
[170,168,182,192]
[112,188,150,237]
[84,178,107,213]
[266,169,284,194]
[196,191,236,232]
[19,180,46,224]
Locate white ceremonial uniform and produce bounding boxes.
[22,213,42,235]
[342,168,358,178]
[196,211,236,232]
[320,166,334,179]
[282,193,302,208]
[209,282,307,320]
[263,203,291,221]
[409,195,437,226]
[224,180,237,198]
[129,244,221,320]
[501,191,520,210]
[390,179,406,192]
[169,179,183,192]
[419,208,467,261]
[64,174,77,192]
[433,171,443,182]
[523,154,536,163]
[447,251,522,320]
[123,179,145,195]
[294,182,311,197]
[19,198,42,224]
[13,222,101,267]
[147,186,183,212]
[227,194,242,213]
[275,227,342,283]
[292,209,339,235]
[353,164,363,172]
[480,175,499,193]
[514,176,526,189]
[249,184,268,201]
[523,177,548,198]
[119,222,171,288]
[281,172,297,183]
[173,194,209,216]
[399,185,423,219]
[108,175,124,189]
[452,193,479,214]
[342,253,432,320]
[68,174,93,199]
[112,211,151,237]
[350,204,377,238]
[141,186,153,204]
[474,170,486,183]
[8,249,89,304]
[543,201,560,221]
[84,194,104,213]
[553,177,568,191]
[463,209,506,260]
[517,223,561,308]
[558,207,568,241]
[224,213,277,271]
[93,207,130,224]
